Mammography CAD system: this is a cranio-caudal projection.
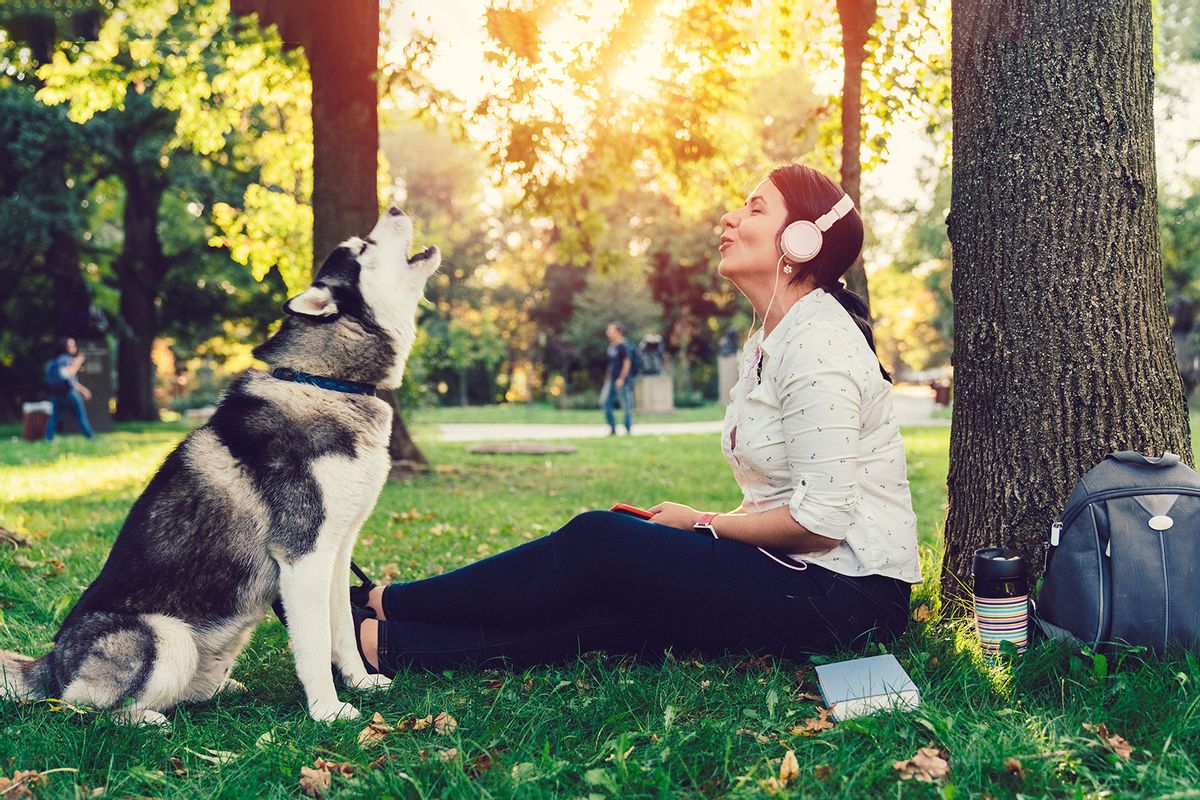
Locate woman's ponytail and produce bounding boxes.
[821,282,892,383]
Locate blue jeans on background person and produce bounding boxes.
[46,388,95,441]
[372,510,911,674]
[602,379,633,434]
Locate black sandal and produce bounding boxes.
[351,602,381,675]
[349,561,377,609]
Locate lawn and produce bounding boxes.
[409,400,727,426]
[1,423,1197,798]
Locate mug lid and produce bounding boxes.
[972,547,1026,580]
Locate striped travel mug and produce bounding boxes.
[972,547,1028,659]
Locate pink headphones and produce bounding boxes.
[778,194,856,264]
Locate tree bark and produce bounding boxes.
[110,91,172,421]
[836,0,876,310]
[942,0,1191,603]
[233,0,426,468]
[305,2,380,269]
[46,230,90,339]
[113,160,168,421]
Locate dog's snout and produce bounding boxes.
[388,207,405,217]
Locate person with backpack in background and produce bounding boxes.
[601,321,636,435]
[44,337,95,441]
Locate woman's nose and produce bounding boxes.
[720,210,735,228]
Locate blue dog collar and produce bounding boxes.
[271,367,378,397]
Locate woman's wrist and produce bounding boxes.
[694,512,719,538]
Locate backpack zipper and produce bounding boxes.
[1058,485,1200,534]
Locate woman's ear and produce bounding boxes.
[284,285,338,319]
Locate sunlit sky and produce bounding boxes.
[387,0,1200,261]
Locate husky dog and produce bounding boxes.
[1,208,438,723]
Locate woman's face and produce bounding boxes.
[717,178,789,284]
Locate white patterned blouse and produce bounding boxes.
[721,287,923,583]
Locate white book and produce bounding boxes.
[815,654,921,721]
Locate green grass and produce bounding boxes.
[410,400,727,426]
[1,425,1198,798]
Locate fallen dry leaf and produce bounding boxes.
[912,603,933,623]
[368,754,389,771]
[736,728,773,743]
[814,764,832,781]
[793,706,835,734]
[779,750,800,787]
[735,655,775,674]
[1004,757,1025,779]
[438,747,459,763]
[298,766,330,799]
[412,714,434,732]
[434,711,458,735]
[893,746,950,782]
[0,770,43,800]
[313,758,354,777]
[168,756,187,776]
[793,692,824,703]
[1083,723,1133,761]
[358,712,394,747]
[483,679,505,691]
[757,777,784,795]
[0,528,31,549]
[467,750,497,778]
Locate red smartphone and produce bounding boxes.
[609,503,654,519]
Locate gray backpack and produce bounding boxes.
[1036,451,1200,654]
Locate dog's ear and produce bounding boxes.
[284,285,338,319]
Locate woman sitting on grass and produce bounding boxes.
[352,164,922,675]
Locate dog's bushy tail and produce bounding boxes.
[0,650,48,700]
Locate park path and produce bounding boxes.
[430,385,947,443]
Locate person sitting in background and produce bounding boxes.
[348,163,921,675]
[44,337,95,441]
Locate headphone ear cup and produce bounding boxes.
[779,221,823,263]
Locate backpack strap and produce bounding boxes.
[1109,451,1180,468]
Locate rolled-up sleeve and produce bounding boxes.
[777,330,862,539]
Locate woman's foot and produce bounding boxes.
[359,618,380,672]
[365,586,386,620]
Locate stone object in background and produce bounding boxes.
[718,354,739,406]
[635,373,674,414]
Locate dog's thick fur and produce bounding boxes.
[1,209,438,723]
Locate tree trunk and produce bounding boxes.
[836,0,876,310]
[45,210,90,339]
[304,1,380,270]
[233,0,426,470]
[113,163,168,421]
[382,389,428,475]
[941,0,1190,603]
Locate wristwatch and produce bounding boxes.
[693,512,719,539]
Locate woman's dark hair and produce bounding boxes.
[767,164,891,382]
[55,336,74,356]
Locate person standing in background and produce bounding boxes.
[45,337,95,441]
[602,322,634,436]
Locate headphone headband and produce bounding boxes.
[814,194,855,231]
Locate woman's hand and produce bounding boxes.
[647,501,703,531]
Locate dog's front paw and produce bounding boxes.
[346,673,392,691]
[308,699,361,722]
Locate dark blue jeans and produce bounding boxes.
[374,510,911,673]
[46,388,95,440]
[602,380,633,433]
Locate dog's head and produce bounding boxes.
[253,208,440,389]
